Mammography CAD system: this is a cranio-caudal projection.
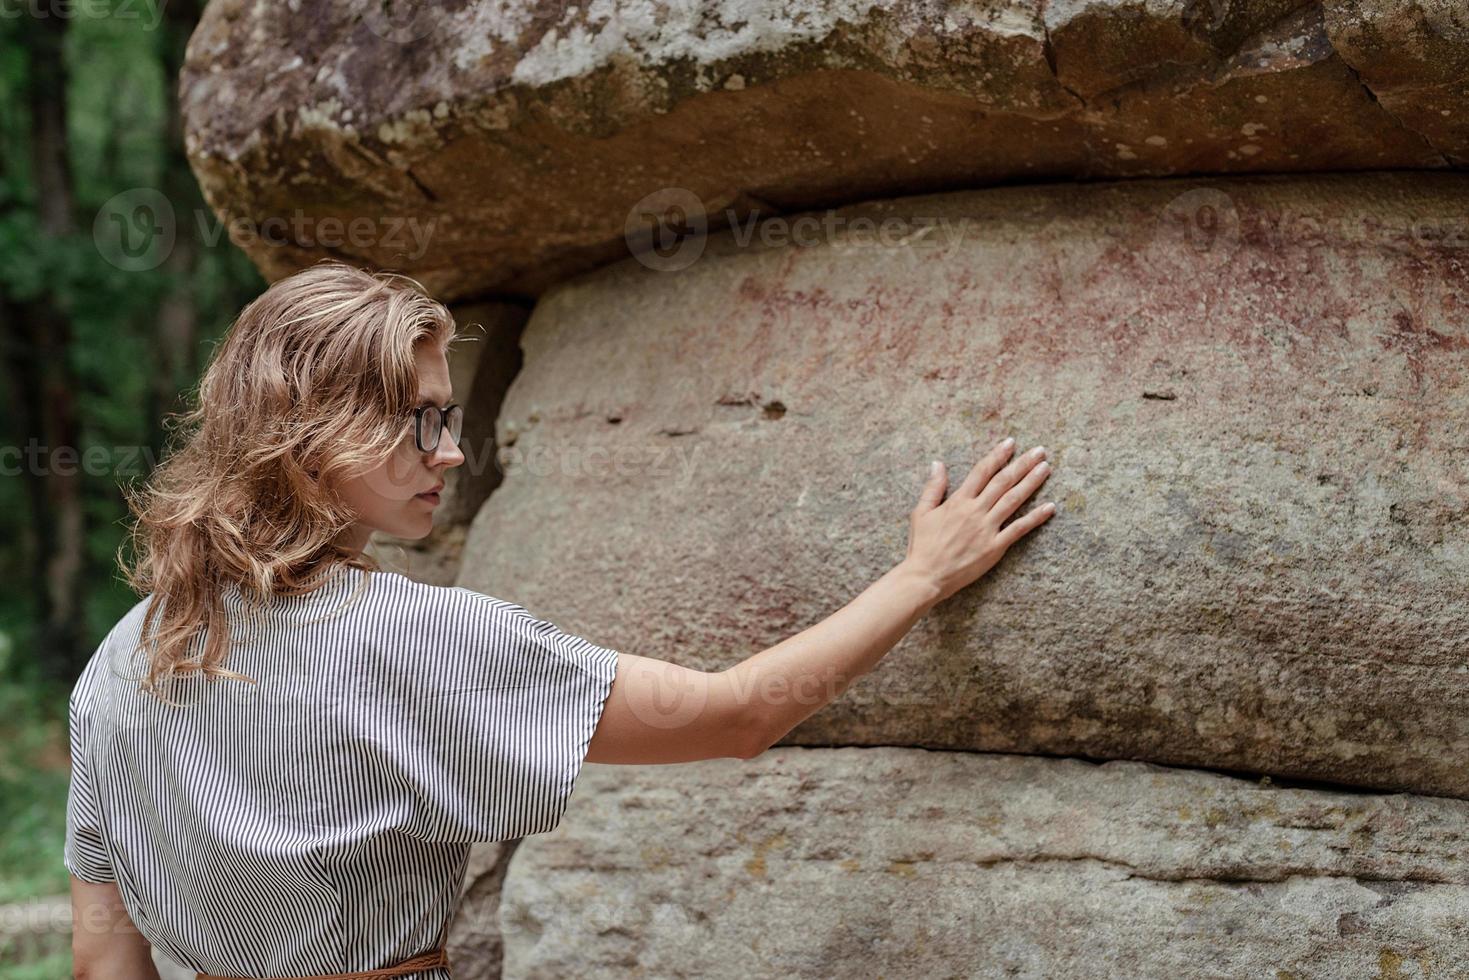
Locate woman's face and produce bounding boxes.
[336,339,465,554]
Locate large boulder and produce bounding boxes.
[499,747,1469,977]
[460,171,1469,798]
[446,842,515,980]
[179,0,1468,301]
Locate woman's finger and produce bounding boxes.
[976,444,1047,511]
[995,497,1057,550]
[990,457,1051,524]
[955,437,1016,498]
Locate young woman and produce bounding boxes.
[65,259,1055,979]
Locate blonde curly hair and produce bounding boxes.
[118,259,459,701]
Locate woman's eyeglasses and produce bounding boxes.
[412,403,463,453]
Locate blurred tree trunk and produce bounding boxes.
[14,9,87,684]
[0,297,43,617]
[148,0,205,454]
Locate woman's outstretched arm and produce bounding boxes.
[584,437,1053,765]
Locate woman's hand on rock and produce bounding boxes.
[902,437,1055,606]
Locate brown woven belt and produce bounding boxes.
[196,947,450,980]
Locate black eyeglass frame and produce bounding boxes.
[412,403,463,453]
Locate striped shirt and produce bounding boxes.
[63,563,620,978]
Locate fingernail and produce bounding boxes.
[930,460,941,476]
[1001,436,1014,448]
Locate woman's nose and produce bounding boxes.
[434,431,466,466]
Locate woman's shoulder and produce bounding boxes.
[338,568,549,649]
[353,567,517,614]
[216,564,499,616]
[351,570,591,660]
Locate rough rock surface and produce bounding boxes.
[180,0,1468,301]
[446,842,516,980]
[459,171,1469,798]
[499,747,1469,978]
[1323,0,1469,166]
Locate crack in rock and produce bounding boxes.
[1334,57,1452,166]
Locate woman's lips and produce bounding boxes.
[416,491,441,504]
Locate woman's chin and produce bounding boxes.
[396,517,435,539]
[406,508,439,535]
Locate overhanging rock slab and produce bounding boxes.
[181,0,1469,300]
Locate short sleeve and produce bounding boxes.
[378,591,621,844]
[63,675,115,883]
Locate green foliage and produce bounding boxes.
[0,952,74,980]
[65,0,169,208]
[0,0,263,674]
[0,667,70,905]
[0,0,264,916]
